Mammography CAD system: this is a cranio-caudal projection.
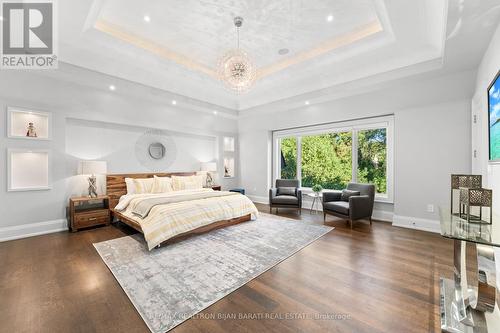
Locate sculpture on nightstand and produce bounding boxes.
[79,161,107,198]
[26,122,37,137]
[88,176,98,198]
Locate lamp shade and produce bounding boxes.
[201,162,217,172]
[79,160,107,175]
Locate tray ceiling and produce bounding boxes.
[58,0,450,110]
[95,0,384,77]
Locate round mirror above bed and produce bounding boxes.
[149,142,166,160]
[135,129,177,172]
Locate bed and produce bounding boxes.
[106,172,258,250]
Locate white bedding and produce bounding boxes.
[115,189,259,250]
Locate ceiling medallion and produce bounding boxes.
[217,16,256,94]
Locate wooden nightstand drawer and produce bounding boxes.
[69,196,110,232]
[74,210,109,228]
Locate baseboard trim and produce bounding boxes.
[372,210,394,223]
[249,195,439,233]
[249,195,394,223]
[247,195,268,204]
[392,215,440,233]
[0,219,68,242]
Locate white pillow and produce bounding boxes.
[195,171,208,187]
[183,180,202,190]
[151,175,173,193]
[125,178,136,194]
[171,175,204,191]
[133,178,155,194]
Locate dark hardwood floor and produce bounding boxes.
[0,203,455,333]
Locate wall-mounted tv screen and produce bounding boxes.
[489,70,500,162]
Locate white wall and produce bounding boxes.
[0,65,476,240]
[0,67,239,241]
[65,118,218,198]
[471,22,500,315]
[472,22,500,213]
[239,70,474,230]
[393,100,470,231]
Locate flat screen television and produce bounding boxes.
[489,70,500,162]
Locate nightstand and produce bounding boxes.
[211,185,222,191]
[69,195,110,232]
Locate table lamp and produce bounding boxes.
[201,162,217,187]
[79,160,107,198]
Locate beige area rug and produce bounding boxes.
[94,213,333,332]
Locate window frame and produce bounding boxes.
[272,116,394,203]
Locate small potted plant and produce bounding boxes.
[312,184,323,196]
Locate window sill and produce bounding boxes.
[374,197,394,204]
[300,187,393,204]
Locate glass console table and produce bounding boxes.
[439,208,500,333]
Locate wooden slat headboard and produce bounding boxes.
[106,172,196,210]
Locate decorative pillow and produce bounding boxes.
[195,171,208,187]
[133,178,155,194]
[183,181,202,190]
[151,176,173,193]
[125,178,136,194]
[171,175,204,191]
[277,187,296,196]
[341,189,360,202]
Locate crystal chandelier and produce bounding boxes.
[217,17,256,94]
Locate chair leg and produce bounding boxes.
[323,212,326,222]
[369,216,372,226]
[350,219,353,229]
[270,206,272,214]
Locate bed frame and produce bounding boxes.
[106,172,251,244]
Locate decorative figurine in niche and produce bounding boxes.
[26,122,37,137]
[88,176,98,198]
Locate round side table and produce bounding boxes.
[306,192,323,214]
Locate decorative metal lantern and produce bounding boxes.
[450,174,482,215]
[459,187,493,224]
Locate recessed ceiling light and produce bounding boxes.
[213,111,218,115]
[172,100,177,105]
[327,14,334,22]
[278,48,289,55]
[305,101,310,105]
[109,85,116,91]
[144,15,151,22]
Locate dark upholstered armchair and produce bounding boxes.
[269,179,302,214]
[322,183,375,229]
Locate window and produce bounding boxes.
[273,116,393,202]
[357,128,387,194]
[301,132,352,190]
[280,137,297,179]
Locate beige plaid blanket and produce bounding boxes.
[116,189,258,250]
